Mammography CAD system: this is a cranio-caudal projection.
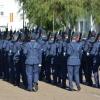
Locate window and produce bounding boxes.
[0,5,4,16]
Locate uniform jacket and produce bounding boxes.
[23,40,42,65]
[66,41,82,65]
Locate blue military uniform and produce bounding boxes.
[66,33,82,91]
[79,34,88,83]
[45,32,55,83]
[37,29,47,80]
[84,30,96,86]
[6,33,18,84]
[2,32,11,81]
[23,33,42,91]
[20,33,28,88]
[90,37,100,88]
[52,35,62,85]
[60,31,69,88]
[13,32,22,86]
[0,32,5,77]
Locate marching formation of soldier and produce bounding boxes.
[0,26,100,92]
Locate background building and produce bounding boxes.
[74,15,100,33]
[0,0,28,31]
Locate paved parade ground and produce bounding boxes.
[0,72,100,100]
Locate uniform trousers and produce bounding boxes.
[67,65,80,90]
[26,64,39,90]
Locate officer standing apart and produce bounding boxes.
[66,33,82,91]
[23,32,42,92]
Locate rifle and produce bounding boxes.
[61,32,65,42]
[61,32,65,55]
[78,30,82,42]
[16,32,21,42]
[24,27,29,42]
[53,33,57,43]
[87,27,92,39]
[66,29,71,43]
[4,28,8,39]
[59,30,62,35]
[71,31,74,41]
[36,27,39,34]
[47,32,51,41]
[10,29,13,40]
[37,29,42,40]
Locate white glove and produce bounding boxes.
[9,50,12,53]
[63,52,66,56]
[39,64,42,67]
[87,53,90,56]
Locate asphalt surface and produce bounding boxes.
[0,72,100,100]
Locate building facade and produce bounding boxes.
[75,14,100,33]
[0,0,28,31]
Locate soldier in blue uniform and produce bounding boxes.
[60,31,69,88]
[52,34,62,86]
[45,32,55,83]
[6,32,19,84]
[66,33,82,91]
[79,34,88,83]
[13,32,22,86]
[20,33,28,88]
[84,30,96,86]
[2,32,11,81]
[37,29,47,81]
[23,32,42,92]
[0,32,5,77]
[90,35,100,88]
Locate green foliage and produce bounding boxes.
[83,0,100,25]
[15,0,100,31]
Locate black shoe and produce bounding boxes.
[61,86,66,89]
[52,83,57,86]
[34,83,38,92]
[47,80,51,84]
[11,81,14,84]
[3,78,6,81]
[77,84,81,91]
[88,83,92,86]
[43,73,45,78]
[68,88,73,91]
[58,79,61,84]
[39,78,43,81]
[6,79,9,82]
[13,83,19,86]
[26,88,32,92]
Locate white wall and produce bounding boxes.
[75,15,100,34]
[0,0,28,31]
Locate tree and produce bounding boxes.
[83,0,100,25]
[15,0,87,31]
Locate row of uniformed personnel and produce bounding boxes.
[0,27,99,92]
